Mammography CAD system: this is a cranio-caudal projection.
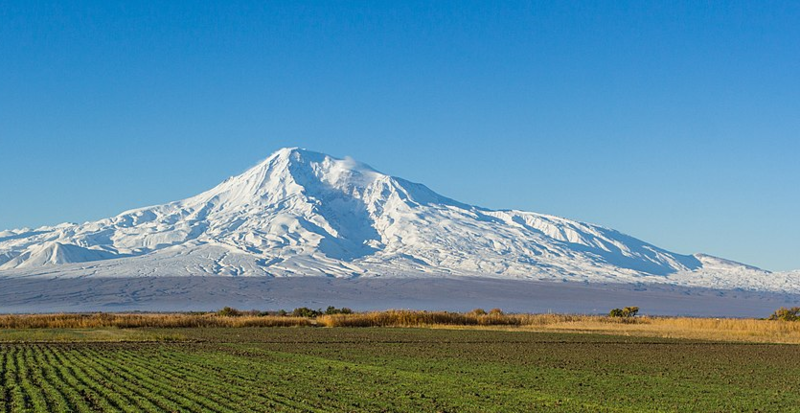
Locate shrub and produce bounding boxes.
[623,306,639,317]
[324,306,354,315]
[488,308,504,316]
[292,307,323,318]
[469,308,487,316]
[217,307,243,317]
[609,306,639,318]
[769,307,800,321]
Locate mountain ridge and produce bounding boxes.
[2,148,797,293]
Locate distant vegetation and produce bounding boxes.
[0,312,312,329]
[0,308,612,329]
[608,306,639,318]
[0,308,599,329]
[291,306,354,317]
[0,309,528,329]
[3,307,800,344]
[318,309,524,327]
[769,306,800,321]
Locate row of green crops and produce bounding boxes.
[1,328,800,412]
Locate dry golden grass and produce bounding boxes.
[319,311,800,344]
[317,311,648,328]
[318,310,523,327]
[0,313,311,329]
[519,316,800,344]
[2,311,799,344]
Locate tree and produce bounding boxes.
[609,306,639,318]
[292,307,322,317]
[622,306,639,317]
[469,308,487,316]
[324,306,354,315]
[769,307,800,321]
[217,307,242,317]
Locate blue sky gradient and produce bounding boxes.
[1,1,798,270]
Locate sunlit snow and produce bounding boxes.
[1,148,797,293]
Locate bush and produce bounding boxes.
[292,307,323,318]
[769,307,800,321]
[217,307,243,317]
[609,306,639,318]
[623,306,639,317]
[488,308,504,316]
[469,308,487,316]
[324,306,354,315]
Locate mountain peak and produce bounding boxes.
[201,147,385,205]
[263,147,322,164]
[240,148,380,185]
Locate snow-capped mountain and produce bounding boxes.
[1,148,797,292]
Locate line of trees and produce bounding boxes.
[216,306,354,318]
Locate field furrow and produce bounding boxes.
[81,347,222,412]
[28,346,76,412]
[38,346,96,413]
[61,348,162,413]
[0,347,8,413]
[114,349,323,413]
[7,348,29,413]
[0,327,798,412]
[88,348,240,413]
[20,346,65,412]
[102,349,265,413]
[164,349,350,412]
[44,346,119,412]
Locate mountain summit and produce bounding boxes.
[1,148,796,292]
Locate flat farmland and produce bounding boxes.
[1,327,799,412]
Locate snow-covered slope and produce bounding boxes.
[1,148,797,292]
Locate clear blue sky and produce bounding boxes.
[1,1,798,270]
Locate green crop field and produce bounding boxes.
[1,327,798,412]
